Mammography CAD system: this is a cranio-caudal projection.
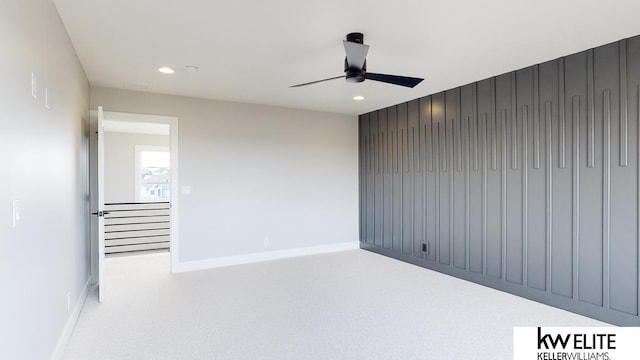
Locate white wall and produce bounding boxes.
[0,0,90,359]
[104,132,169,203]
[90,88,359,265]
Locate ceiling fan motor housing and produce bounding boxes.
[345,32,366,82]
[346,32,364,44]
[344,58,366,83]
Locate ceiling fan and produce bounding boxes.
[290,32,424,88]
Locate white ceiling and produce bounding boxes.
[53,0,640,115]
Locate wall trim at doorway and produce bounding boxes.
[173,241,360,273]
[50,277,91,360]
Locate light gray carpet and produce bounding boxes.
[63,249,607,359]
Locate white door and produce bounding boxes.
[97,106,106,302]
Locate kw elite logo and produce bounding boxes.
[514,327,640,360]
[536,327,614,360]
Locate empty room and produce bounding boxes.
[2,0,640,359]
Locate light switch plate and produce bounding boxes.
[31,73,37,99]
[181,185,191,195]
[12,200,20,228]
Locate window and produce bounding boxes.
[135,145,170,202]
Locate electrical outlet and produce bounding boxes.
[421,241,429,255]
[67,291,71,311]
[263,237,269,247]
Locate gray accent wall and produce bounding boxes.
[359,35,640,326]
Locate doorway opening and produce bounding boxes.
[91,109,179,302]
[103,123,171,257]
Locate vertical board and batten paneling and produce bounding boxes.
[506,72,524,285]
[437,91,452,265]
[422,98,437,262]
[468,83,484,274]
[359,115,366,244]
[611,36,640,317]
[364,112,375,246]
[552,56,574,299]
[458,85,474,271]
[389,106,403,252]
[476,79,491,276]
[445,90,458,267]
[538,58,560,295]
[452,87,467,270]
[495,74,512,280]
[527,64,547,292]
[372,111,384,248]
[409,100,425,258]
[358,34,640,326]
[593,43,619,310]
[578,47,605,307]
[516,67,534,288]
[399,103,413,255]
[382,108,393,250]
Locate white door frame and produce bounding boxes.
[97,107,106,302]
[90,109,180,287]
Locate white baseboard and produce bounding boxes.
[50,277,91,360]
[174,241,359,273]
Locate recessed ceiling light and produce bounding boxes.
[158,67,175,74]
[353,95,365,101]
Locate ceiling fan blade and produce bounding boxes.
[343,41,369,70]
[365,73,424,88]
[289,75,344,88]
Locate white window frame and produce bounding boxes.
[134,145,171,202]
